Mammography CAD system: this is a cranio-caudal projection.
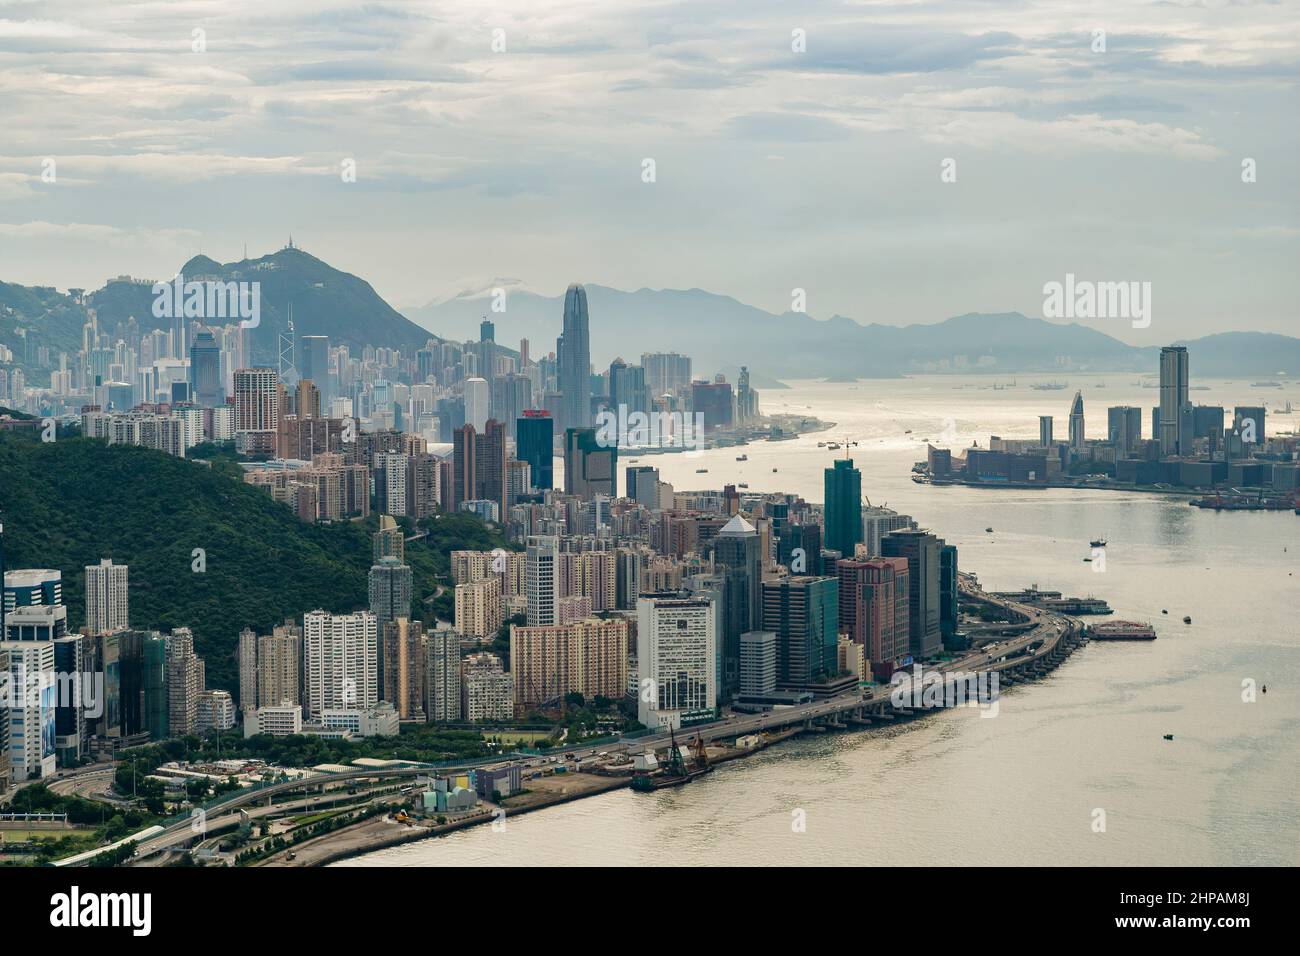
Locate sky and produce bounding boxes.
[0,0,1297,345]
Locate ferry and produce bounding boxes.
[1090,538,1107,548]
[1089,621,1157,641]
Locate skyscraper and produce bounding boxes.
[1107,406,1143,455]
[189,330,223,407]
[425,627,462,722]
[1159,346,1190,457]
[564,427,616,500]
[303,609,378,718]
[761,577,838,689]
[368,556,413,627]
[1068,391,1086,454]
[526,535,560,626]
[881,529,942,659]
[233,367,280,432]
[465,377,489,433]
[823,458,862,557]
[713,514,761,699]
[299,335,330,402]
[558,283,591,430]
[517,410,554,490]
[637,594,717,730]
[85,558,128,635]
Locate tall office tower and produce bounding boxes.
[381,617,425,719]
[881,529,942,659]
[492,373,533,440]
[478,418,507,519]
[778,523,823,575]
[480,318,495,342]
[165,628,203,737]
[939,543,959,648]
[713,515,762,699]
[453,424,477,508]
[233,367,280,432]
[425,627,462,722]
[641,352,692,399]
[454,575,503,639]
[0,640,56,780]
[189,330,223,407]
[558,283,592,430]
[738,630,776,698]
[859,507,917,559]
[851,557,910,677]
[735,366,758,423]
[1159,345,1190,457]
[526,535,560,626]
[1233,405,1266,447]
[761,576,838,689]
[608,357,648,418]
[505,459,531,510]
[303,609,378,718]
[369,556,413,628]
[372,514,405,563]
[375,452,410,517]
[636,594,717,731]
[465,376,489,432]
[564,427,617,500]
[626,465,660,508]
[823,458,863,557]
[84,558,128,635]
[299,335,330,401]
[510,618,629,715]
[4,568,63,615]
[1068,391,1086,454]
[1107,406,1143,455]
[1039,415,1054,448]
[517,410,554,490]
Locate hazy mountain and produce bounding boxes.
[0,281,87,371]
[86,247,438,362]
[1167,332,1300,378]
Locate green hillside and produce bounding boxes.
[0,434,511,697]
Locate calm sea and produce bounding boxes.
[340,375,1299,866]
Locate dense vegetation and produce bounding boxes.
[0,433,514,695]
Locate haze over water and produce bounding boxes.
[342,375,1299,867]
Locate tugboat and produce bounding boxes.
[1090,537,1107,548]
[631,729,713,792]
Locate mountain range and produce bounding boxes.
[4,250,1297,380]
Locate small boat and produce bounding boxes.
[1163,734,1174,741]
[1161,609,1168,614]
[772,468,778,473]
[817,442,826,447]
[736,454,748,461]
[1082,557,1092,563]
[695,468,708,474]
[1090,538,1107,548]
[826,442,841,450]
[904,429,912,434]
[985,527,993,533]
[738,482,749,489]
[1183,616,1192,624]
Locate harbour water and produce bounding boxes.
[340,375,1299,866]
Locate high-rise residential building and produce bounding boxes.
[462,652,513,723]
[636,594,717,731]
[425,628,462,723]
[165,628,203,737]
[408,453,442,519]
[454,575,503,639]
[196,690,236,734]
[738,630,777,699]
[375,452,410,517]
[369,556,413,633]
[510,617,628,715]
[526,535,560,626]
[84,558,128,635]
[1107,406,1143,455]
[761,577,838,689]
[564,426,616,499]
[713,514,761,699]
[517,410,554,490]
[239,620,301,713]
[824,458,863,557]
[453,424,476,508]
[1068,391,1086,454]
[641,351,692,399]
[189,330,223,407]
[372,514,405,563]
[478,418,507,519]
[233,367,280,432]
[465,376,489,433]
[881,529,943,659]
[558,283,592,430]
[380,617,425,720]
[303,610,378,718]
[0,647,8,793]
[1159,346,1190,457]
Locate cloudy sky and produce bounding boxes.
[1,0,1296,343]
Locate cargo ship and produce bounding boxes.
[1088,620,1157,641]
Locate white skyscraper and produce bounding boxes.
[636,594,717,731]
[526,535,560,627]
[303,610,378,719]
[84,558,128,635]
[465,376,489,433]
[0,640,56,781]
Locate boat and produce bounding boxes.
[736,454,748,461]
[1163,734,1174,741]
[1082,557,1092,563]
[1162,609,1168,614]
[1183,616,1192,624]
[631,731,713,792]
[1090,538,1107,548]
[904,429,912,434]
[738,482,749,489]
[772,468,778,473]
[826,442,841,450]
[985,527,993,533]
[695,468,708,474]
[1089,620,1157,641]
[817,442,826,447]
[1031,381,1067,391]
